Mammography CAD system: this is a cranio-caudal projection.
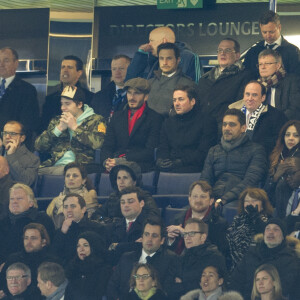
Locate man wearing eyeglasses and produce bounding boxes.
[4,262,42,299]
[198,38,253,128]
[164,218,226,300]
[256,49,300,120]
[0,121,40,186]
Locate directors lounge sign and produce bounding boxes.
[95,3,269,59]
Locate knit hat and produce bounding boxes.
[265,218,287,237]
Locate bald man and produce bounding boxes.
[126,27,201,83]
[0,157,15,220]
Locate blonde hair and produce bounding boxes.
[10,183,38,208]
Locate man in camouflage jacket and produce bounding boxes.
[35,86,106,175]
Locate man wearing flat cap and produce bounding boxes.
[101,77,163,172]
[35,85,106,175]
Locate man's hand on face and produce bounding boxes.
[60,112,78,131]
[139,43,153,53]
[167,224,184,239]
[5,138,20,155]
[61,218,73,234]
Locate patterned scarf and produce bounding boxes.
[258,66,286,89]
[241,103,266,131]
[213,60,244,81]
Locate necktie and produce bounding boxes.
[291,188,300,212]
[0,79,6,98]
[146,256,151,263]
[109,89,125,122]
[267,43,276,50]
[127,221,133,232]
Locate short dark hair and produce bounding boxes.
[189,180,213,198]
[220,38,240,53]
[23,223,51,246]
[259,10,280,26]
[63,55,83,71]
[157,42,180,60]
[5,120,25,135]
[173,84,198,102]
[112,54,131,64]
[142,217,166,238]
[63,193,86,208]
[244,80,266,97]
[38,262,65,287]
[185,218,208,235]
[223,108,246,126]
[120,186,145,202]
[0,47,19,60]
[64,162,87,179]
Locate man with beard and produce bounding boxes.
[167,180,228,256]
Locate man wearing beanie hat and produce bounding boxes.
[230,217,300,300]
[101,77,163,173]
[35,85,106,175]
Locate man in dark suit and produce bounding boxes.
[243,10,300,78]
[91,54,130,122]
[101,77,163,172]
[40,55,94,132]
[0,47,40,148]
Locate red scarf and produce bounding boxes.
[128,102,146,135]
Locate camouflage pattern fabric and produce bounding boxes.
[35,114,106,167]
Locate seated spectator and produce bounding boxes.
[91,161,158,223]
[0,121,39,186]
[180,265,225,300]
[147,43,197,117]
[265,120,300,205]
[51,193,106,266]
[125,26,201,82]
[229,80,287,156]
[156,85,217,173]
[107,186,160,264]
[40,55,94,132]
[200,109,267,206]
[125,263,168,300]
[107,218,176,300]
[37,262,68,300]
[101,78,163,173]
[35,85,106,175]
[167,180,228,256]
[226,188,274,270]
[257,49,300,120]
[3,262,42,300]
[198,38,253,126]
[251,264,286,300]
[165,218,227,300]
[0,223,58,296]
[65,231,112,300]
[46,162,98,229]
[91,54,130,121]
[0,157,15,220]
[230,218,300,300]
[0,183,54,263]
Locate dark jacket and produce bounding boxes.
[0,174,15,220]
[243,37,300,78]
[107,245,177,300]
[200,134,267,204]
[90,81,127,120]
[126,41,200,82]
[0,208,55,263]
[229,101,288,157]
[198,65,253,124]
[2,287,43,300]
[164,242,227,300]
[230,235,300,300]
[40,82,94,133]
[124,289,168,300]
[100,104,163,172]
[157,107,217,172]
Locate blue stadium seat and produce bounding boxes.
[164,207,186,226]
[98,173,113,196]
[156,172,201,195]
[222,200,239,224]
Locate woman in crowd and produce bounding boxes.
[226,188,274,270]
[91,161,159,223]
[46,162,98,228]
[125,263,167,300]
[65,231,111,300]
[180,265,225,300]
[265,120,300,203]
[251,264,286,300]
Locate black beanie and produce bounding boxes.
[265,218,287,237]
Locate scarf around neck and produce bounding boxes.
[258,66,286,90]
[242,103,266,131]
